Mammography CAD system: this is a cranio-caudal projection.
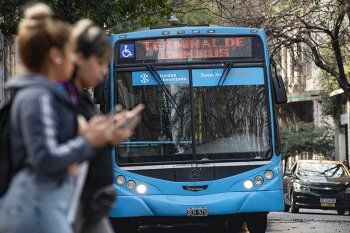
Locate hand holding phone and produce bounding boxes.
[115,104,144,128]
[108,104,144,145]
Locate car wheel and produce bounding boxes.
[337,209,345,215]
[284,192,291,212]
[284,204,290,212]
[246,212,267,233]
[289,191,299,213]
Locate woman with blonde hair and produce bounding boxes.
[0,3,113,233]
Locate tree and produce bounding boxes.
[0,0,172,35]
[280,122,334,162]
[206,0,350,100]
[267,0,350,100]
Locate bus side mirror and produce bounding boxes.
[272,75,287,104]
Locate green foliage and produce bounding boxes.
[318,44,350,118]
[0,0,26,35]
[320,91,345,119]
[0,0,172,35]
[280,122,334,160]
[319,71,346,119]
[173,0,220,26]
[109,0,221,34]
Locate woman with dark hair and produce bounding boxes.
[0,3,114,233]
[57,19,143,233]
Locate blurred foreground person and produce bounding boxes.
[56,19,143,233]
[0,3,113,233]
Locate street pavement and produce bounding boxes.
[267,209,350,233]
[137,209,350,233]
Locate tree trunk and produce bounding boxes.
[347,101,350,164]
[3,35,18,100]
[0,31,4,103]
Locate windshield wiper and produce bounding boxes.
[217,62,233,87]
[146,65,181,115]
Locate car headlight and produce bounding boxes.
[293,183,310,192]
[345,187,350,194]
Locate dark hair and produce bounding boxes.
[18,3,71,73]
[73,19,111,59]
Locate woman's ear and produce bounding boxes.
[48,47,64,66]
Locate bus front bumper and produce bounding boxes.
[109,190,284,218]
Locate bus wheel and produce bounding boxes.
[208,221,226,232]
[110,219,138,233]
[246,212,267,233]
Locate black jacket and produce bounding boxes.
[55,83,114,222]
[76,91,113,203]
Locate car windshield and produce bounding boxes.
[297,162,348,178]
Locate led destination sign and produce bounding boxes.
[138,37,251,60]
[116,36,263,64]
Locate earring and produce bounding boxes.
[55,57,63,65]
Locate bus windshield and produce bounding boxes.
[115,67,270,164]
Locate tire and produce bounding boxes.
[337,209,345,215]
[246,212,267,233]
[110,219,138,233]
[284,204,290,212]
[209,221,227,232]
[289,191,299,213]
[227,220,245,232]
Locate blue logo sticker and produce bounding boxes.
[132,70,189,86]
[119,44,134,58]
[192,68,264,87]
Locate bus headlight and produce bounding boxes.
[136,184,147,194]
[254,176,264,185]
[116,175,126,185]
[126,180,136,190]
[264,170,274,180]
[243,180,254,189]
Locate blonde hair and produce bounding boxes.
[18,3,71,73]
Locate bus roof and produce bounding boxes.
[110,26,267,42]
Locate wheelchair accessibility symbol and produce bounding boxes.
[120,44,134,58]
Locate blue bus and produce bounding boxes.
[104,26,287,233]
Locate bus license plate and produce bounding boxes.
[186,207,208,217]
[320,198,336,207]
